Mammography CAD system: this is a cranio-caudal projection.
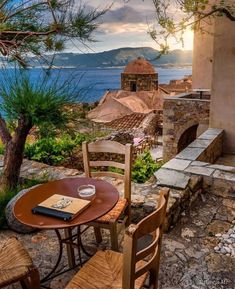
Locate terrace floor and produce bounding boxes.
[0,192,234,289]
[216,154,235,167]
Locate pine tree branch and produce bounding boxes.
[0,0,8,10]
[47,0,58,24]
[4,1,48,21]
[1,29,57,36]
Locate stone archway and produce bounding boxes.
[177,124,199,153]
[163,97,210,161]
[174,120,200,151]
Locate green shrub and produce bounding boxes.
[108,166,124,175]
[25,136,73,165]
[132,150,161,183]
[24,132,95,165]
[74,133,89,146]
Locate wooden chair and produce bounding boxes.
[0,237,40,289]
[82,140,132,251]
[65,188,169,289]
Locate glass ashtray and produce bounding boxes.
[78,184,96,198]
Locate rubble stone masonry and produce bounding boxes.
[163,94,210,161]
[121,73,158,91]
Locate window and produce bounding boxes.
[130,82,137,92]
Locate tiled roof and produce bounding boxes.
[123,57,156,74]
[88,90,166,123]
[107,113,148,130]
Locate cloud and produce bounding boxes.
[92,4,156,37]
[100,23,149,35]
[101,6,154,24]
[65,0,193,53]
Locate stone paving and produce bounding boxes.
[0,191,234,289]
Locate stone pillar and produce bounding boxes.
[210,15,235,153]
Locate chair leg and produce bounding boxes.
[110,224,119,252]
[148,269,159,289]
[94,227,103,244]
[20,267,41,289]
[125,206,131,227]
[64,228,76,268]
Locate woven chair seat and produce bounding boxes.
[0,237,34,287]
[95,198,128,224]
[65,250,147,289]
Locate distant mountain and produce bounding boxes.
[28,47,192,68]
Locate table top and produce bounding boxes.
[14,177,119,229]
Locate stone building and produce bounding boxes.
[121,57,158,91]
[88,58,168,135]
[160,76,192,94]
[163,0,235,162]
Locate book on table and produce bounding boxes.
[32,194,91,221]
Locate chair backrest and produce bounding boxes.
[82,140,132,201]
[122,188,170,289]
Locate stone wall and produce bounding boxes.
[156,128,235,199]
[0,156,80,181]
[176,128,223,164]
[138,111,162,136]
[163,93,210,161]
[154,128,235,228]
[121,73,158,91]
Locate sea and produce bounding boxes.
[0,66,192,103]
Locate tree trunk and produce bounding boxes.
[0,118,32,194]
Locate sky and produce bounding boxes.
[66,0,194,53]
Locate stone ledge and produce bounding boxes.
[162,158,191,171]
[213,170,235,182]
[164,93,211,102]
[184,165,215,176]
[191,161,209,166]
[209,164,235,173]
[158,128,235,199]
[155,168,190,189]
[176,147,205,161]
[174,128,223,164]
[199,128,223,136]
[198,128,223,140]
[188,139,214,148]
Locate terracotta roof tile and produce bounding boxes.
[107,113,148,130]
[123,57,156,74]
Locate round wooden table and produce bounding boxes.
[14,177,119,283]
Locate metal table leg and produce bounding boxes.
[40,226,94,286]
[40,229,64,283]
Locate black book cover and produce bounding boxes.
[32,206,73,221]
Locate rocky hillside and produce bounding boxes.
[28,47,192,68]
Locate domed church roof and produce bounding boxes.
[123,57,156,74]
